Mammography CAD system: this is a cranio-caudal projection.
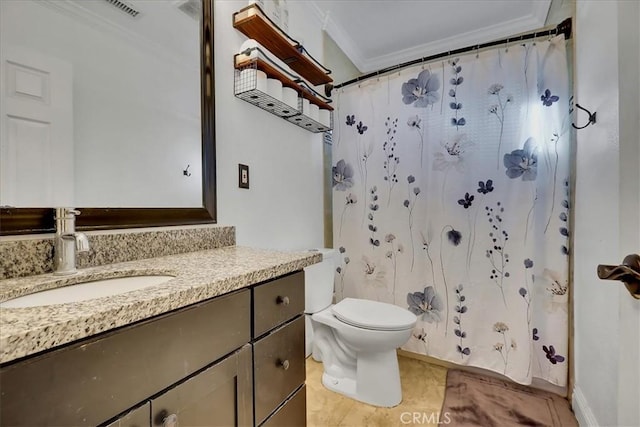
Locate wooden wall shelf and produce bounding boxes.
[233,4,333,86]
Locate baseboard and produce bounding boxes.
[572,385,599,426]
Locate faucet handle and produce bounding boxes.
[75,233,90,253]
[55,208,81,220]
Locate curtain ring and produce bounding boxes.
[505,38,509,52]
[475,44,479,58]
[533,32,537,46]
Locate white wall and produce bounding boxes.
[573,2,619,424]
[615,2,640,425]
[323,33,362,86]
[573,1,640,426]
[214,0,325,250]
[1,0,202,207]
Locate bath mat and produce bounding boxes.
[440,369,578,427]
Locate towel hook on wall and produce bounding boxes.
[183,164,191,177]
[572,104,597,130]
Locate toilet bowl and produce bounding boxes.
[311,297,417,407]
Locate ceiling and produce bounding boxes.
[306,0,552,73]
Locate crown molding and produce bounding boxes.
[312,0,551,73]
[304,0,367,73]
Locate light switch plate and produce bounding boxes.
[239,164,249,189]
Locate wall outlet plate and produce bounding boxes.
[239,164,249,189]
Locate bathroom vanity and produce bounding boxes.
[0,246,318,426]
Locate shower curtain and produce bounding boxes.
[332,35,571,386]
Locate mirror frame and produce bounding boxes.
[0,0,216,235]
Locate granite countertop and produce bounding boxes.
[0,246,321,364]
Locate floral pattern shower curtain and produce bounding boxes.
[332,36,571,386]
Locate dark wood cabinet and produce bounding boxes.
[252,271,306,426]
[0,271,307,427]
[150,345,253,427]
[105,403,150,427]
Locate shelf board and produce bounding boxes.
[235,56,333,111]
[233,5,333,86]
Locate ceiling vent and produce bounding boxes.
[103,0,141,18]
[176,0,202,21]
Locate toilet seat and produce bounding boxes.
[331,298,416,331]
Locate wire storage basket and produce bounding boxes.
[285,98,332,133]
[234,60,300,118]
[233,47,333,133]
[284,80,332,133]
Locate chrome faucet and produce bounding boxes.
[53,208,90,275]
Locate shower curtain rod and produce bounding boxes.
[331,17,572,91]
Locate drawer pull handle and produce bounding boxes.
[276,295,290,305]
[278,358,290,370]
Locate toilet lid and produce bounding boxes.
[331,298,417,331]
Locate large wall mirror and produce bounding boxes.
[0,0,215,235]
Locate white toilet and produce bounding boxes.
[303,249,417,407]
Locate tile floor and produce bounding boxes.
[306,356,448,427]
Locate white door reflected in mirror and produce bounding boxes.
[1,47,74,207]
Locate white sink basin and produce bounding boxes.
[0,275,175,308]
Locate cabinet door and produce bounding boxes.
[105,403,150,427]
[151,344,253,427]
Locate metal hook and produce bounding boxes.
[572,103,597,129]
[183,164,191,177]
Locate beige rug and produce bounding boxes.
[441,370,578,427]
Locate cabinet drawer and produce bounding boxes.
[261,385,306,427]
[253,271,304,338]
[0,289,251,427]
[253,315,305,425]
[105,402,150,427]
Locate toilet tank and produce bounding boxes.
[304,248,337,313]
